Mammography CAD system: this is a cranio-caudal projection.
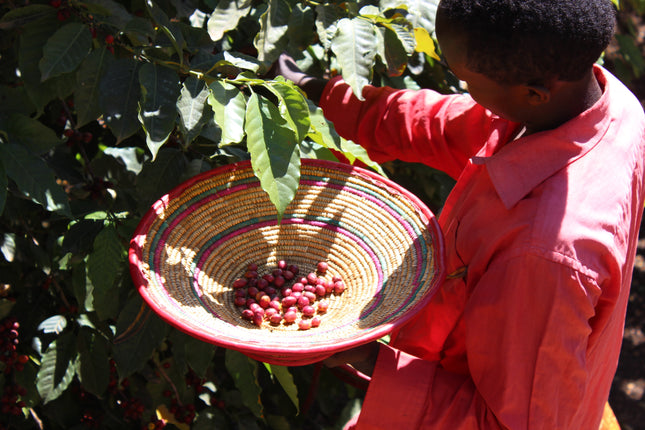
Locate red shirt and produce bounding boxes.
[319,65,645,429]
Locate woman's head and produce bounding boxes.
[435,0,616,86]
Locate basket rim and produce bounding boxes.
[128,158,446,361]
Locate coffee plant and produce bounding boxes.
[0,0,457,428]
[1,0,637,427]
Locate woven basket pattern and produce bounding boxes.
[130,159,444,365]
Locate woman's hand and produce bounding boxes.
[323,341,380,377]
[266,52,329,104]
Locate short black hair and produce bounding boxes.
[436,0,617,84]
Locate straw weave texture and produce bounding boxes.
[129,159,444,365]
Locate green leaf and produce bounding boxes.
[314,4,342,51]
[244,92,300,221]
[263,79,311,143]
[224,349,264,419]
[306,101,385,175]
[331,17,379,100]
[0,143,72,217]
[287,3,315,51]
[77,328,110,397]
[76,47,114,128]
[264,364,299,413]
[207,80,247,145]
[0,4,54,29]
[39,23,92,81]
[0,85,36,116]
[112,296,169,378]
[0,159,6,216]
[4,113,62,154]
[18,11,64,113]
[136,147,187,214]
[384,0,439,34]
[87,225,125,321]
[380,26,409,77]
[62,219,104,255]
[100,58,142,143]
[206,0,252,42]
[138,63,181,160]
[177,75,212,144]
[184,337,217,377]
[145,0,185,65]
[36,333,78,403]
[254,0,291,63]
[616,33,645,77]
[83,0,134,29]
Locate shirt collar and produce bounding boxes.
[471,65,612,209]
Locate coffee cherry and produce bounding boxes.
[269,313,283,325]
[317,300,329,313]
[333,281,345,294]
[298,319,311,330]
[317,261,328,273]
[234,260,347,330]
[302,305,315,317]
[283,310,297,324]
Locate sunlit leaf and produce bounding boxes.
[37,315,68,334]
[138,63,181,159]
[262,79,311,142]
[36,333,78,403]
[306,101,385,175]
[331,17,378,100]
[208,80,247,145]
[177,75,212,144]
[206,0,252,42]
[39,23,92,81]
[414,27,440,60]
[315,4,342,51]
[384,0,439,34]
[245,92,300,221]
[254,0,291,63]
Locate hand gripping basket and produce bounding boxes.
[129,159,445,366]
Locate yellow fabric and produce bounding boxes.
[599,403,620,430]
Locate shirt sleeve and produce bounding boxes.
[355,254,600,429]
[319,77,517,180]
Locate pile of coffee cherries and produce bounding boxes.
[231,260,346,330]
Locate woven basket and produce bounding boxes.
[129,159,445,366]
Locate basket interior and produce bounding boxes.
[131,160,442,356]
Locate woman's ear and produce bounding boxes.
[524,84,551,106]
